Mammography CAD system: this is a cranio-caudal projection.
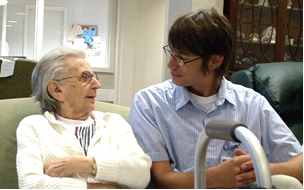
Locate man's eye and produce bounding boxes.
[178,56,186,61]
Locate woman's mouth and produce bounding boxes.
[86,95,96,100]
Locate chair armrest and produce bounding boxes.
[231,69,255,89]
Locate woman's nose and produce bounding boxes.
[92,77,101,89]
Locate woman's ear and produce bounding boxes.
[209,55,224,70]
[48,81,65,102]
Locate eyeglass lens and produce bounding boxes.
[81,71,98,83]
[164,46,184,66]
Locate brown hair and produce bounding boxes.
[168,8,233,86]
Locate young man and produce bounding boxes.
[128,8,303,189]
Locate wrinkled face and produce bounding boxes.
[59,56,101,119]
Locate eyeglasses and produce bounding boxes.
[163,45,202,66]
[54,71,99,84]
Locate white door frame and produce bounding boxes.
[23,4,67,60]
[1,4,7,56]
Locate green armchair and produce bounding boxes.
[0,97,130,189]
[231,62,303,144]
[0,58,37,99]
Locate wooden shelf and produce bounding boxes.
[238,3,278,11]
[239,3,302,11]
[236,39,303,47]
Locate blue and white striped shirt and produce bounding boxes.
[129,78,302,173]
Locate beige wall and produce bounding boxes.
[114,0,139,106]
[134,0,166,94]
[114,0,167,106]
[192,0,223,13]
[116,0,224,107]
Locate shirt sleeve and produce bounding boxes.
[258,96,303,163]
[16,117,87,189]
[92,113,152,189]
[128,91,170,162]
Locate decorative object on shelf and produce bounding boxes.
[236,48,259,66]
[239,0,250,5]
[285,35,294,45]
[287,0,292,9]
[237,31,245,39]
[239,56,257,66]
[258,0,269,6]
[260,26,276,43]
[249,33,260,42]
[284,52,290,62]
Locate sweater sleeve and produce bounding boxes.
[92,113,152,189]
[16,116,87,189]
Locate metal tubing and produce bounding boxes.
[194,123,272,189]
[234,127,272,188]
[194,131,210,189]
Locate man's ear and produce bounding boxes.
[209,55,224,70]
[48,81,65,101]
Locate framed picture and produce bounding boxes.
[74,25,98,48]
[70,25,108,70]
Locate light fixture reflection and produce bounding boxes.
[16,13,26,16]
[0,0,8,6]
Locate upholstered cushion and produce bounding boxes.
[231,62,303,144]
[230,69,254,89]
[251,62,303,115]
[0,58,37,99]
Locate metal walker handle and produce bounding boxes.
[194,121,272,189]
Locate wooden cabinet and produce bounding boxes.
[224,0,303,72]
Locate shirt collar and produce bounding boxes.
[44,111,99,129]
[174,84,191,111]
[173,77,237,111]
[219,77,237,107]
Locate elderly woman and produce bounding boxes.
[16,46,152,189]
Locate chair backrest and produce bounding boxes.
[231,62,303,144]
[0,58,37,99]
[0,97,130,189]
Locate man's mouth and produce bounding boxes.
[171,71,181,78]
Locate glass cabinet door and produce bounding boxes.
[284,0,303,62]
[224,0,303,72]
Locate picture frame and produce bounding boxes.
[70,24,108,70]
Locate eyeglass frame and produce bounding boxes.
[163,44,202,66]
[53,70,99,84]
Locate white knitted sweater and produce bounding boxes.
[16,111,152,189]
